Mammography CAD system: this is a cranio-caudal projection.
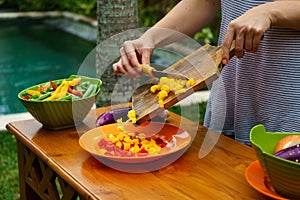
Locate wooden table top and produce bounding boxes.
[6,105,269,200]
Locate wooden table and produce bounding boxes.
[6,105,269,200]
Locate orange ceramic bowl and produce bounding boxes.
[79,122,192,164]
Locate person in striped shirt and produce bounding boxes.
[113,0,300,145]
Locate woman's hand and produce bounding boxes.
[113,0,221,77]
[112,38,154,78]
[222,4,272,65]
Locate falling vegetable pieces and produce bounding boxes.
[127,109,137,123]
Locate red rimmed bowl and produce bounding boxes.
[79,122,192,164]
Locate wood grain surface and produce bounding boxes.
[133,44,229,125]
[6,104,268,200]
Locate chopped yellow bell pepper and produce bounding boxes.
[158,99,164,107]
[44,79,69,101]
[27,90,41,97]
[187,78,195,87]
[150,85,161,93]
[68,78,81,87]
[157,90,168,100]
[123,142,131,151]
[127,109,137,123]
[149,77,196,106]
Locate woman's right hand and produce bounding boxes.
[112,0,222,77]
[112,38,154,78]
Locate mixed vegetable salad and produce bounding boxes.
[21,76,99,101]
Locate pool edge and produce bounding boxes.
[1,112,33,131]
[0,11,97,27]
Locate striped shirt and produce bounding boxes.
[203,0,300,145]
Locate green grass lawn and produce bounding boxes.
[0,130,20,200]
[0,102,206,200]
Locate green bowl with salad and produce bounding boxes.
[18,75,102,130]
[250,124,300,199]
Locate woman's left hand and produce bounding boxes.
[221,4,272,65]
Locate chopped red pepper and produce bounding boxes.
[154,138,167,148]
[68,87,83,97]
[139,148,148,153]
[22,95,30,100]
[50,81,57,90]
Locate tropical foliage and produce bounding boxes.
[0,0,220,45]
[2,0,97,17]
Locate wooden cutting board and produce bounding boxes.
[132,44,234,125]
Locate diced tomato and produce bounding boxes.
[154,138,167,148]
[50,81,57,90]
[22,95,30,100]
[68,87,83,97]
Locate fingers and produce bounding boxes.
[234,30,245,59]
[112,39,154,78]
[123,41,141,69]
[252,32,264,52]
[112,56,141,79]
[221,4,272,65]
[222,24,234,65]
[141,50,152,65]
[244,31,253,52]
[112,60,123,74]
[222,21,246,65]
[222,22,264,65]
[120,47,142,78]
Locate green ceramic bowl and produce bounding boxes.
[250,124,300,199]
[18,75,102,130]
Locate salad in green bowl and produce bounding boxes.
[18,75,102,130]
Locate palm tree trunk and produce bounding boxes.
[96,0,138,107]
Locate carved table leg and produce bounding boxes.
[16,140,82,200]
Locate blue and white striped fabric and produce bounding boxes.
[204,0,300,145]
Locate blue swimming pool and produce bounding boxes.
[0,17,96,114]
